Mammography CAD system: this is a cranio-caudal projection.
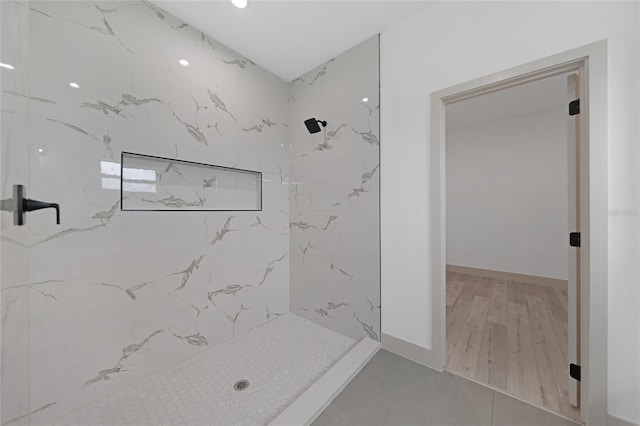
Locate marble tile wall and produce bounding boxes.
[1,1,289,423]
[1,3,381,424]
[288,37,381,341]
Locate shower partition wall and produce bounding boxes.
[1,2,32,425]
[289,36,381,342]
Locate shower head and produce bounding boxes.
[304,118,327,134]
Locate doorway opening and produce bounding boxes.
[444,72,580,422]
[430,41,608,426]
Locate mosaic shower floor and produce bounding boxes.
[53,314,356,426]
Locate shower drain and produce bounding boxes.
[233,379,250,391]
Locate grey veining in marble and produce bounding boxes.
[288,36,381,342]
[81,330,165,389]
[170,110,208,145]
[2,89,56,104]
[242,117,278,133]
[4,402,58,426]
[208,89,237,122]
[46,119,102,141]
[348,164,380,198]
[307,59,335,86]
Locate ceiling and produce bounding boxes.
[446,73,571,130]
[151,0,433,82]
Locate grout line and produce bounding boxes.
[491,390,495,425]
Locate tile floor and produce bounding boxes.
[53,314,356,426]
[313,350,580,426]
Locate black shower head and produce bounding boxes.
[304,118,327,134]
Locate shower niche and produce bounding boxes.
[120,152,262,211]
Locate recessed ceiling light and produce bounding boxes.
[362,97,369,103]
[179,59,189,66]
[231,0,248,8]
[0,62,14,70]
[38,148,44,153]
[69,82,80,88]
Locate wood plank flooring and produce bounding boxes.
[446,271,580,422]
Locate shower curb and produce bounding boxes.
[270,337,380,426]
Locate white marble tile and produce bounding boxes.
[0,1,289,423]
[289,37,380,341]
[1,2,380,425]
[52,314,356,426]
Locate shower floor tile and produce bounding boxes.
[53,314,356,426]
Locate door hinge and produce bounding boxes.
[570,232,581,247]
[569,99,580,115]
[570,363,581,381]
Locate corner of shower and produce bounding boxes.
[0,2,380,425]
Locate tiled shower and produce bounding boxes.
[0,1,380,425]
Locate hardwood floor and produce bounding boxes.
[446,271,581,423]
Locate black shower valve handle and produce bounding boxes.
[23,198,60,225]
[0,185,61,225]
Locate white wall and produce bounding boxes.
[446,107,568,280]
[380,2,639,423]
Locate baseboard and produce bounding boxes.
[446,264,567,288]
[608,414,640,426]
[270,337,380,426]
[381,333,440,370]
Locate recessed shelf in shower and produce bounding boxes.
[120,152,262,211]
